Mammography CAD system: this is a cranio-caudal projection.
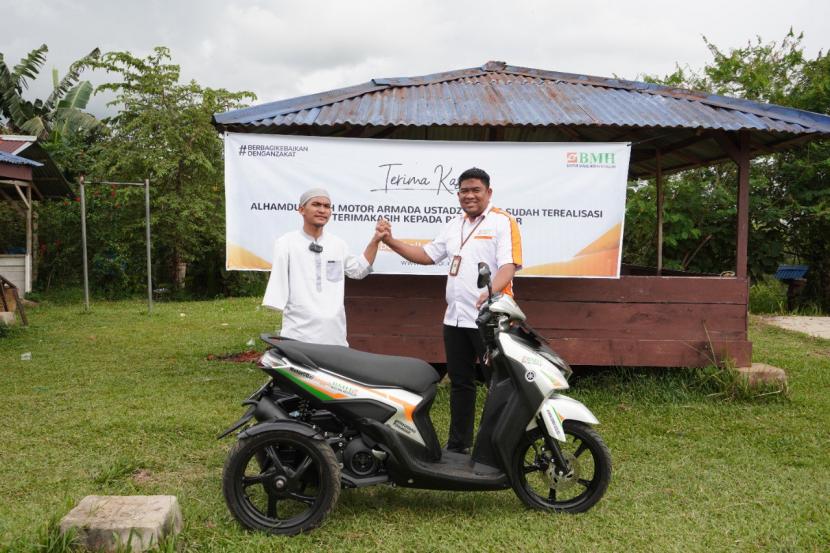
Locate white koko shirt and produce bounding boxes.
[423,204,523,328]
[262,230,372,346]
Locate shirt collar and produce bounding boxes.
[463,203,493,223]
[300,228,325,242]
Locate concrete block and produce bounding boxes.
[60,495,182,552]
[736,363,788,388]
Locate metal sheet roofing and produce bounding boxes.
[775,265,809,280]
[0,150,43,167]
[0,136,72,198]
[214,61,830,177]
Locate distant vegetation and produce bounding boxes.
[1,33,828,309]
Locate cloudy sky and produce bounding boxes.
[2,0,829,117]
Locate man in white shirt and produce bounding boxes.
[262,188,385,346]
[377,168,522,454]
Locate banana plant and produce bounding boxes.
[0,44,100,140]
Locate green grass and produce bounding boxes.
[1,297,829,552]
[749,277,825,316]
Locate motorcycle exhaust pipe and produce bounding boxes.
[217,394,289,440]
[246,396,289,422]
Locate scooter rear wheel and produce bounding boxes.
[511,420,611,513]
[222,429,340,535]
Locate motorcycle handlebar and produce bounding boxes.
[475,309,492,327]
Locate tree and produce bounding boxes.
[0,44,101,141]
[88,47,255,290]
[627,31,830,310]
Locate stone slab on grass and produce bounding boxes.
[737,363,787,388]
[60,495,182,553]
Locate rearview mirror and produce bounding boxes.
[477,262,491,289]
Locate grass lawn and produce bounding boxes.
[1,296,828,552]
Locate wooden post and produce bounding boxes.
[655,149,663,275]
[736,131,750,279]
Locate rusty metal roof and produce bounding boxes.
[214,61,830,177]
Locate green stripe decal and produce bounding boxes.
[278,370,332,401]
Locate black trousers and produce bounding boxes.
[443,324,486,451]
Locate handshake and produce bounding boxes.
[372,217,393,244]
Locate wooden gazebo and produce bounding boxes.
[214,61,830,367]
[0,135,72,295]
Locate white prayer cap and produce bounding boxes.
[299,188,331,206]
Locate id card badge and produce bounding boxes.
[449,255,462,276]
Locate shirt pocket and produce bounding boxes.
[326,260,344,282]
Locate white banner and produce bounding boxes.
[224,133,630,278]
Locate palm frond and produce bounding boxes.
[54,108,99,136]
[44,47,100,112]
[0,57,34,129]
[12,44,48,90]
[57,82,93,110]
[19,115,46,139]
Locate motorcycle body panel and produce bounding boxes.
[259,350,432,448]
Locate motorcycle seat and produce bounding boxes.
[272,341,440,394]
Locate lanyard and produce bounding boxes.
[459,213,486,252]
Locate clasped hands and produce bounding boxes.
[373,217,393,243]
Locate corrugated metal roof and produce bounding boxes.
[215,62,830,133]
[213,61,830,177]
[0,150,43,167]
[775,265,809,280]
[0,136,72,198]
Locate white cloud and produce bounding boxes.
[1,0,828,118]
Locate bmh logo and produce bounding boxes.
[566,151,616,169]
[237,143,309,159]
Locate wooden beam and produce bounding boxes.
[631,132,707,160]
[736,130,750,279]
[656,150,664,275]
[367,126,399,139]
[29,180,44,201]
[708,130,741,163]
[556,125,584,140]
[14,183,30,208]
[344,124,368,138]
[634,147,708,175]
[748,133,816,157]
[631,154,736,179]
[0,186,26,217]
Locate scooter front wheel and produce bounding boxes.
[511,420,611,513]
[222,429,341,535]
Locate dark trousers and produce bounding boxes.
[443,324,486,451]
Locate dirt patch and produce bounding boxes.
[207,350,262,363]
[132,469,153,485]
[762,316,830,340]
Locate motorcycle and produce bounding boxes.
[218,263,611,535]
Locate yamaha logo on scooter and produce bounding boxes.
[525,370,536,382]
